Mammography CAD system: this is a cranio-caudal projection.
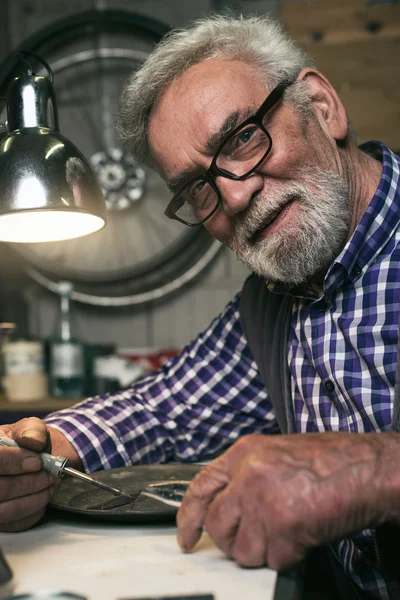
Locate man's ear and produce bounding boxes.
[296,68,349,142]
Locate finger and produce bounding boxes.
[12,418,50,452]
[0,506,47,532]
[0,484,57,529]
[204,486,241,558]
[0,471,55,502]
[177,460,229,552]
[0,446,42,476]
[231,515,268,568]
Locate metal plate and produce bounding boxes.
[49,464,202,523]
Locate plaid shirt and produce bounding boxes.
[46,142,400,599]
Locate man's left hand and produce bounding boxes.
[177,432,400,570]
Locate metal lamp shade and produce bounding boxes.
[0,70,106,243]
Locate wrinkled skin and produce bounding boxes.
[0,418,81,532]
[177,432,400,570]
[150,58,390,572]
[150,56,387,571]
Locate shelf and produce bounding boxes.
[0,397,81,412]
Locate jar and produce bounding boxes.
[3,340,48,402]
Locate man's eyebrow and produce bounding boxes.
[166,106,255,194]
[206,107,254,151]
[166,167,204,194]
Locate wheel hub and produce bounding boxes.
[90,147,146,211]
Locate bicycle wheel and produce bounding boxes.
[0,9,222,307]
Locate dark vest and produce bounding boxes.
[239,273,400,599]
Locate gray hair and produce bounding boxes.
[117,14,315,168]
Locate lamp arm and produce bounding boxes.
[15,49,54,83]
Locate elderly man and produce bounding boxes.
[1,14,399,599]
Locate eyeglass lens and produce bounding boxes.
[172,119,272,225]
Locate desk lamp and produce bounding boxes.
[0,50,106,243]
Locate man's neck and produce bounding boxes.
[342,144,383,244]
[305,143,383,288]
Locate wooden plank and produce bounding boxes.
[281,0,400,46]
[280,2,400,150]
[305,38,400,148]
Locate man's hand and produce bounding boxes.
[177,432,400,570]
[0,417,81,532]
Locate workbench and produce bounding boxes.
[0,515,280,600]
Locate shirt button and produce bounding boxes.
[353,264,362,276]
[325,380,334,393]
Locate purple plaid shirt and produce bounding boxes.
[46,142,400,599]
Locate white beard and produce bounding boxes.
[230,167,351,285]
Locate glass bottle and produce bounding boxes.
[49,281,85,398]
[0,323,16,398]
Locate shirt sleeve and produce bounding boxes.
[44,291,278,473]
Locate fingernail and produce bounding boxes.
[22,456,42,472]
[177,532,188,552]
[21,429,47,445]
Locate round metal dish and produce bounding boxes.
[49,463,202,523]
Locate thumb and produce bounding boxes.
[11,418,51,452]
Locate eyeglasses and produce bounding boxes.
[164,79,294,226]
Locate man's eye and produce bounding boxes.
[222,126,259,156]
[237,128,255,146]
[185,180,214,211]
[190,180,206,197]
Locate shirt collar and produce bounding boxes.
[324,141,400,292]
[267,142,400,300]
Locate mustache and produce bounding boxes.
[232,167,349,245]
[229,165,351,285]
[233,183,305,243]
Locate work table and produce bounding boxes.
[0,516,279,600]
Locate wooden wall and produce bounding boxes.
[281,0,400,150]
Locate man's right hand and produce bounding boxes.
[0,417,64,532]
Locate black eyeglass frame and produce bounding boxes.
[164,79,295,226]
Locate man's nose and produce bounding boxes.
[216,173,263,217]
